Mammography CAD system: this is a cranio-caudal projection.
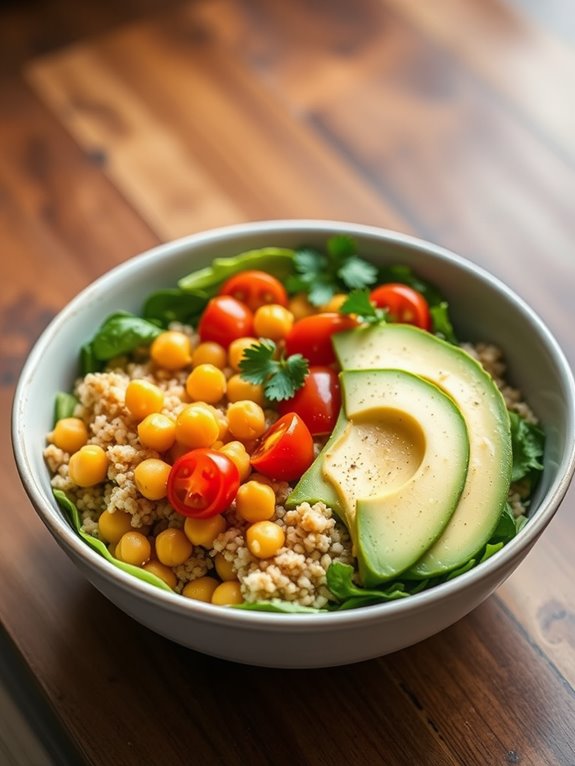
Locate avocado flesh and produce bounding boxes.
[323,369,469,585]
[332,324,513,578]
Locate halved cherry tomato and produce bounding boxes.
[278,367,341,436]
[198,296,254,347]
[167,448,240,519]
[250,413,314,481]
[284,313,357,366]
[370,283,431,330]
[219,270,288,312]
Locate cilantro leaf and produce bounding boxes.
[239,340,309,402]
[509,411,545,483]
[337,256,378,290]
[339,289,387,324]
[290,237,378,305]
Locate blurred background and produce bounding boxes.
[1,1,574,763]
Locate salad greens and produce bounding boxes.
[509,411,545,486]
[238,339,309,402]
[177,247,295,294]
[286,235,378,306]
[81,312,163,374]
[53,392,78,425]
[53,490,172,593]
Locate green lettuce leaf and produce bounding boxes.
[53,392,78,425]
[53,490,172,593]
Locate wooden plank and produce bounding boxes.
[385,0,575,164]
[25,20,408,238]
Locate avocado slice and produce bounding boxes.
[332,324,513,578]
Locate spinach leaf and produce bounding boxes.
[80,342,101,375]
[326,562,420,610]
[232,600,324,614]
[178,247,295,294]
[89,312,162,362]
[489,502,518,544]
[53,490,172,593]
[508,411,545,483]
[143,288,208,327]
[53,392,78,424]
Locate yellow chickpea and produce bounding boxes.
[253,304,294,341]
[98,509,133,544]
[183,515,226,548]
[52,418,88,454]
[246,521,285,559]
[186,364,227,404]
[116,531,151,567]
[142,560,178,590]
[134,459,171,501]
[137,413,176,452]
[192,341,227,369]
[68,445,108,487]
[219,441,251,481]
[175,403,220,448]
[226,375,266,407]
[155,528,194,567]
[321,293,348,312]
[227,401,267,441]
[214,553,238,582]
[182,576,220,603]
[288,293,315,320]
[125,379,164,421]
[235,481,276,523]
[228,337,259,372]
[211,581,243,606]
[150,331,192,370]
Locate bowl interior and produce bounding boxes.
[13,221,575,608]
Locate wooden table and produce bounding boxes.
[2,0,574,763]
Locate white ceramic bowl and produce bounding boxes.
[12,221,575,668]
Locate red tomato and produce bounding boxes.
[284,313,356,365]
[278,367,341,436]
[198,295,254,347]
[219,270,288,312]
[250,413,315,481]
[167,449,240,518]
[370,283,431,330]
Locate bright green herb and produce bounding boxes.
[339,288,388,324]
[286,236,378,306]
[239,339,309,402]
[509,411,545,485]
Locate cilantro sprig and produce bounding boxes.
[286,236,378,306]
[339,289,388,324]
[239,340,309,402]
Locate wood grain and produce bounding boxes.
[1,0,574,763]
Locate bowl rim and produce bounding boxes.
[12,218,575,631]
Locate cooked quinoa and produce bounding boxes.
[44,323,536,607]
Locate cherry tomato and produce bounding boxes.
[198,296,254,348]
[167,448,240,519]
[370,283,431,330]
[250,413,314,481]
[219,270,288,312]
[278,367,341,436]
[284,313,356,365]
